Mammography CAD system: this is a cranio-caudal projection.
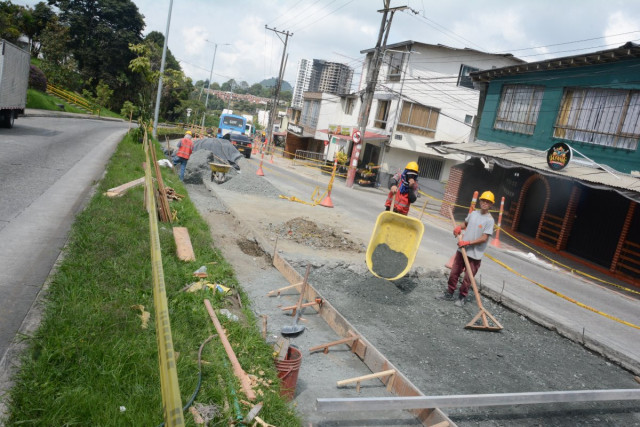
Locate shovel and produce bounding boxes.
[281,264,311,336]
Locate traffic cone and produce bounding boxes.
[320,193,333,208]
[445,252,456,269]
[256,161,264,176]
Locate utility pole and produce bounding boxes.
[202,43,218,128]
[152,0,174,140]
[265,26,292,152]
[346,1,408,187]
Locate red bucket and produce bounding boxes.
[275,346,302,401]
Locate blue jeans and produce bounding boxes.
[173,156,188,181]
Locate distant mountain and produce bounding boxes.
[259,78,292,92]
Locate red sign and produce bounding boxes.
[352,130,361,144]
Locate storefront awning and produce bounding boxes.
[446,140,640,203]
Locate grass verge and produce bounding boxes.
[5,132,300,426]
[26,89,86,114]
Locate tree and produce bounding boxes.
[120,100,138,121]
[20,2,54,57]
[0,1,22,43]
[49,0,145,105]
[95,80,113,115]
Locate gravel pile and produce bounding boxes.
[216,158,283,198]
[267,217,364,252]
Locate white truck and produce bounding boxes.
[0,39,30,128]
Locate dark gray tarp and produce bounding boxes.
[192,137,243,165]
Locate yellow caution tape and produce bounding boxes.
[143,132,185,426]
[486,253,640,330]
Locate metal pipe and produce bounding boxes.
[317,389,640,412]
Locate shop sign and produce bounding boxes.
[287,123,303,135]
[328,124,354,137]
[546,142,572,171]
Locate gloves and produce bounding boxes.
[457,240,471,248]
[453,226,462,236]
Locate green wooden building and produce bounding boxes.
[442,42,640,283]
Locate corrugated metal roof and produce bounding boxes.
[446,141,640,196]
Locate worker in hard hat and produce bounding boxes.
[172,130,194,181]
[439,191,495,307]
[384,161,420,215]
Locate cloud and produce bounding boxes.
[604,11,640,47]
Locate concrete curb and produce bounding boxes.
[24,109,125,122]
[477,280,640,375]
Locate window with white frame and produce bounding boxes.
[457,64,480,89]
[553,87,640,150]
[374,100,390,129]
[386,52,405,82]
[494,85,545,135]
[397,101,440,138]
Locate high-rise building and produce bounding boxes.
[292,59,312,109]
[291,59,353,108]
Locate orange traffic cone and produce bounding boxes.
[256,162,264,176]
[445,252,456,269]
[320,193,333,208]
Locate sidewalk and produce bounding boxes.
[227,155,640,376]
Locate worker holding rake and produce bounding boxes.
[439,191,495,307]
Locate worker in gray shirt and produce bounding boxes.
[438,191,495,307]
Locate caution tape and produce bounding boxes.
[142,130,185,426]
[486,253,640,330]
[278,186,327,206]
[495,226,640,296]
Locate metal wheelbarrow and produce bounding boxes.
[366,210,424,280]
[208,162,231,184]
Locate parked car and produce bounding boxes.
[222,132,253,159]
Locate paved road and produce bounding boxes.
[0,113,128,362]
[242,155,640,374]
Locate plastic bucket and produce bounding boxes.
[275,346,302,401]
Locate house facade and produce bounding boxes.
[284,41,524,193]
[442,42,640,283]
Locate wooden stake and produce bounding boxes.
[309,335,359,354]
[337,369,396,392]
[204,299,256,400]
[447,207,503,331]
[266,281,302,297]
[280,298,322,313]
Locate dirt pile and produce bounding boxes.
[268,217,364,252]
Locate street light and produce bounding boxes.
[201,41,230,128]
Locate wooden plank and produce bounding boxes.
[105,177,145,197]
[173,227,195,261]
[337,369,396,387]
[309,336,358,354]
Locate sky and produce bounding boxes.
[15,0,640,88]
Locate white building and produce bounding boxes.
[291,59,312,109]
[285,41,524,193]
[356,41,524,190]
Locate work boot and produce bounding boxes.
[436,292,454,301]
[454,297,466,307]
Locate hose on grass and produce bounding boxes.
[156,334,217,427]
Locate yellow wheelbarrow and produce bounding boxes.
[208,162,232,184]
[366,211,424,280]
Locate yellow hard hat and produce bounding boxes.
[479,191,495,204]
[186,130,192,135]
[405,161,419,173]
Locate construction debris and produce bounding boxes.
[104,177,145,197]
